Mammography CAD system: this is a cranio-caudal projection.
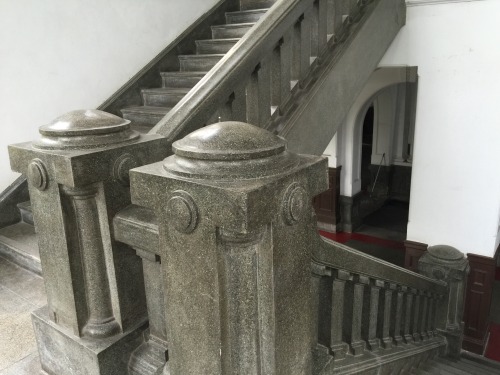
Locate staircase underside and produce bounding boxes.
[280,0,406,155]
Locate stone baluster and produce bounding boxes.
[391,285,406,345]
[344,275,369,356]
[9,110,168,375]
[403,288,414,343]
[280,30,293,106]
[411,289,421,342]
[311,262,332,351]
[426,293,437,338]
[363,279,384,351]
[418,245,469,358]
[130,121,328,375]
[330,269,351,360]
[419,291,429,341]
[128,248,168,375]
[378,282,396,349]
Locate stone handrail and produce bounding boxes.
[150,0,361,141]
[311,234,453,370]
[316,236,448,294]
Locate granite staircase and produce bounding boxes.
[120,4,272,133]
[0,0,276,273]
[3,1,484,374]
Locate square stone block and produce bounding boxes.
[32,306,146,375]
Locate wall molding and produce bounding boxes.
[406,0,486,7]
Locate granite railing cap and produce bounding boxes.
[34,109,139,150]
[163,121,310,180]
[427,245,464,261]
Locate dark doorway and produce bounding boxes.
[360,106,374,193]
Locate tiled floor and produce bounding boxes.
[0,256,44,374]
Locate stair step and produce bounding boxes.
[178,54,224,72]
[17,201,33,225]
[427,359,468,375]
[240,0,276,11]
[196,38,240,54]
[0,222,41,275]
[121,106,171,127]
[415,358,500,375]
[225,9,268,24]
[160,71,206,88]
[211,23,254,39]
[141,88,191,107]
[438,358,496,375]
[461,357,500,373]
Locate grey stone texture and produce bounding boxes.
[0,257,45,374]
[130,121,328,374]
[1,0,477,373]
[8,110,170,375]
[419,245,470,359]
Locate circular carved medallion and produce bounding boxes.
[166,191,198,233]
[27,159,48,191]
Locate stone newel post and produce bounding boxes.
[130,121,328,375]
[418,245,470,358]
[8,110,168,375]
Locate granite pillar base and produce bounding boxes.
[32,306,147,375]
[438,328,464,359]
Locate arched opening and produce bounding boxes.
[318,67,418,268]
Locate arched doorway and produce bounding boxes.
[318,67,418,267]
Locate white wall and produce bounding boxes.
[0,0,220,191]
[380,0,500,256]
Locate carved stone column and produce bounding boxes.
[9,110,168,375]
[130,121,328,375]
[418,245,470,358]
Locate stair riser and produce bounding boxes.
[240,0,275,11]
[196,40,238,54]
[17,202,34,226]
[179,56,222,72]
[19,208,33,226]
[142,92,185,107]
[212,24,253,39]
[121,112,165,127]
[226,10,266,24]
[161,75,203,89]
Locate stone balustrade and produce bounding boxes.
[9,111,469,374]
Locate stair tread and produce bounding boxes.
[423,358,499,375]
[178,54,225,59]
[0,222,41,275]
[160,71,208,77]
[461,357,500,373]
[437,358,495,375]
[196,38,240,43]
[16,201,32,211]
[141,87,191,94]
[427,360,470,375]
[121,106,171,114]
[211,22,255,28]
[226,9,268,15]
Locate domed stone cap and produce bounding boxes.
[164,122,302,180]
[172,121,286,161]
[427,245,464,261]
[34,109,139,150]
